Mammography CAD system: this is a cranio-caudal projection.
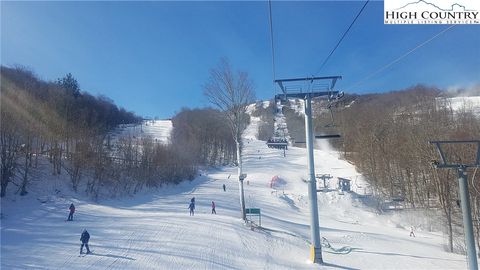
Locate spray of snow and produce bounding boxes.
[446,84,480,97]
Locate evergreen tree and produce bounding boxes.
[58,73,80,98]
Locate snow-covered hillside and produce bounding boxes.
[111,120,173,144]
[0,107,471,269]
[437,96,480,116]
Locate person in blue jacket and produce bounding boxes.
[80,229,91,254]
[188,201,195,216]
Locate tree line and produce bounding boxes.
[1,66,240,200]
[171,108,237,167]
[0,66,137,197]
[325,85,480,254]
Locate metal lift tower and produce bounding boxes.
[275,75,342,264]
[430,140,479,270]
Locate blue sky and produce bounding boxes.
[2,1,479,118]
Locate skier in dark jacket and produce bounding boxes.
[188,202,195,216]
[211,201,216,214]
[223,184,226,192]
[68,203,75,221]
[80,229,91,254]
[409,226,416,237]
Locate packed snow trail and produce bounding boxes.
[1,113,470,269]
[111,119,172,144]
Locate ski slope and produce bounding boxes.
[1,110,471,269]
[447,96,480,116]
[111,120,173,144]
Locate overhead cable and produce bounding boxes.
[268,0,277,94]
[345,24,456,91]
[315,0,370,76]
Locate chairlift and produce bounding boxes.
[392,197,405,202]
[266,138,288,149]
[336,91,344,100]
[324,91,344,128]
[315,134,341,139]
[324,107,336,128]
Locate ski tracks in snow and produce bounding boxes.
[195,220,242,269]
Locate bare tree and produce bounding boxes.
[0,104,21,197]
[203,58,255,220]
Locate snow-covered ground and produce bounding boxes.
[437,96,480,116]
[111,120,173,144]
[448,96,480,115]
[0,110,471,269]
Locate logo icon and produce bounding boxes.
[384,0,479,24]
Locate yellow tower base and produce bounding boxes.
[310,245,323,263]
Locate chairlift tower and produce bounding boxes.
[430,140,479,270]
[275,75,342,264]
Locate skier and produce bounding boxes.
[223,184,226,192]
[80,229,91,254]
[68,203,75,221]
[409,226,415,237]
[211,201,216,214]
[188,201,195,216]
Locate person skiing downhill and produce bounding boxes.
[80,229,91,254]
[410,226,415,237]
[188,201,195,216]
[223,184,226,192]
[211,201,216,214]
[68,203,75,221]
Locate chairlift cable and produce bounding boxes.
[345,24,456,91]
[268,0,277,96]
[314,0,370,76]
